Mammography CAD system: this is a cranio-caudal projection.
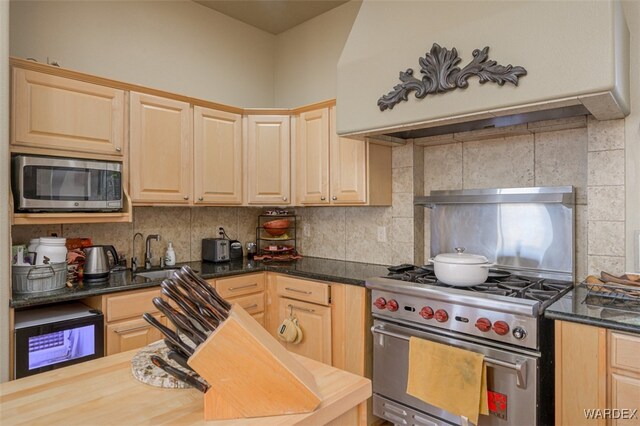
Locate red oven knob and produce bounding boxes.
[434,309,448,322]
[373,297,387,310]
[387,300,399,312]
[419,306,434,320]
[475,317,492,332]
[492,320,510,336]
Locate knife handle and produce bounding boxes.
[143,313,193,356]
[153,297,207,345]
[167,350,193,372]
[150,355,209,393]
[161,284,215,332]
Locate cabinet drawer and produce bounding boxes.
[610,331,640,374]
[227,292,264,315]
[275,275,330,305]
[106,314,163,356]
[106,288,161,322]
[215,273,265,299]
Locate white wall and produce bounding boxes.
[622,0,640,272]
[1,0,10,383]
[274,1,360,107]
[9,0,276,107]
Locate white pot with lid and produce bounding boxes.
[35,237,67,265]
[428,247,495,287]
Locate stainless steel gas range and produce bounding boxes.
[366,187,575,426]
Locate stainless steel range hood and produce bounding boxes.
[336,0,629,141]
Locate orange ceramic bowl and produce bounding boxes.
[263,219,290,236]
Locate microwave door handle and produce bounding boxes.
[371,325,528,389]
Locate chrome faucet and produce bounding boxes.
[145,234,161,269]
[132,232,143,272]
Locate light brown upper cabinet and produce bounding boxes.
[12,68,124,158]
[193,107,243,204]
[129,92,192,204]
[246,115,291,205]
[296,106,391,206]
[329,107,368,205]
[297,108,330,204]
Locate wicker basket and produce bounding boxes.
[12,262,67,294]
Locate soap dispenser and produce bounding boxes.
[165,242,176,266]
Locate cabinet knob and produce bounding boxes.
[183,195,189,200]
[115,147,121,152]
[283,196,288,202]
[332,196,337,201]
[198,197,203,201]
[320,196,326,201]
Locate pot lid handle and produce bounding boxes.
[454,247,465,254]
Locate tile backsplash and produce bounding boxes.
[10,116,626,276]
[423,117,626,280]
[11,207,263,266]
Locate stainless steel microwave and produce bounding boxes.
[12,155,123,212]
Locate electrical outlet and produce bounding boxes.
[303,224,311,237]
[377,226,387,242]
[217,226,225,238]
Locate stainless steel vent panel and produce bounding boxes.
[426,187,575,279]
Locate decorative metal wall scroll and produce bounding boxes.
[377,44,527,111]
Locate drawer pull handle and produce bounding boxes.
[229,283,258,291]
[243,304,259,310]
[288,304,315,314]
[285,287,312,295]
[114,324,152,334]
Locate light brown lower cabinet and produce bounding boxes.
[83,287,163,356]
[207,273,267,328]
[265,273,373,424]
[106,314,165,355]
[555,320,640,426]
[276,296,332,364]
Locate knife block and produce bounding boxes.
[188,304,321,420]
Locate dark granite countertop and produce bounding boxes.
[11,257,391,309]
[545,284,640,334]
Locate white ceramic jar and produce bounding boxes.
[27,238,40,265]
[35,237,67,265]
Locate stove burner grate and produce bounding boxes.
[384,265,572,301]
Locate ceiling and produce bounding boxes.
[193,0,349,34]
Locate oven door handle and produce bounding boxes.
[371,325,528,389]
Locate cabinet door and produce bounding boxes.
[555,321,607,426]
[297,108,329,204]
[610,373,640,426]
[130,92,192,203]
[246,115,290,205]
[329,107,366,204]
[193,106,242,204]
[106,314,163,355]
[276,297,332,364]
[12,68,124,157]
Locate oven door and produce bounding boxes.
[372,319,539,426]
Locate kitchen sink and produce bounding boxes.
[135,269,179,280]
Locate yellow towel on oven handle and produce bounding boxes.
[406,337,489,425]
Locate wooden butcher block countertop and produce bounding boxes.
[0,349,371,425]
